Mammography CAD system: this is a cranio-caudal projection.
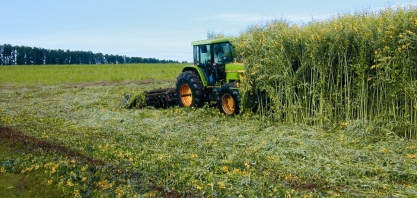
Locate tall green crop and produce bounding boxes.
[234,5,417,138]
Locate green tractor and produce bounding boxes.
[141,38,245,115]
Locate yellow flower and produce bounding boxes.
[244,162,250,168]
[67,179,74,187]
[232,168,242,174]
[97,180,114,190]
[338,135,345,141]
[381,148,389,154]
[285,174,291,180]
[406,154,415,159]
[217,181,226,188]
[73,190,80,197]
[116,190,125,197]
[221,166,229,173]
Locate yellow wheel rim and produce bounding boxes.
[221,93,235,114]
[180,84,193,107]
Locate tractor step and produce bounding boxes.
[145,88,177,108]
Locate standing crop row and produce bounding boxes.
[234,6,417,138]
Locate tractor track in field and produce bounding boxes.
[0,126,104,166]
[0,126,196,198]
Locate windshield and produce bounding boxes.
[213,42,233,65]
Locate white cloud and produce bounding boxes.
[371,1,417,11]
[197,13,274,23]
[197,12,340,25]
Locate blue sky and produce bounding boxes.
[1,0,416,62]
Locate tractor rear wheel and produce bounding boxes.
[218,83,240,115]
[176,71,204,107]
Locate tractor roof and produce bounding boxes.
[191,38,231,46]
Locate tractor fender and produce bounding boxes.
[181,66,208,87]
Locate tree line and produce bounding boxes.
[0,44,180,65]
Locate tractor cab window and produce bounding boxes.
[195,44,213,84]
[197,44,211,66]
[213,42,233,65]
[194,45,199,65]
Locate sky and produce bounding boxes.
[1,0,417,62]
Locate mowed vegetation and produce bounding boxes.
[1,6,417,198]
[1,63,416,197]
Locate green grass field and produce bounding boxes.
[0,64,184,86]
[1,64,416,197]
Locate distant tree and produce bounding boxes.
[31,47,43,64]
[2,44,13,65]
[207,30,226,39]
[0,44,179,65]
[15,46,25,65]
[0,45,3,65]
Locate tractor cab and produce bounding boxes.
[192,38,234,86]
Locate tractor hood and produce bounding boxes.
[225,63,245,83]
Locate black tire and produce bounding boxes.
[176,71,205,107]
[217,83,241,115]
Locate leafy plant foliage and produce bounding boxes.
[234,6,417,138]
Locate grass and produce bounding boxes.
[0,172,63,198]
[0,137,65,197]
[0,63,185,86]
[1,64,416,197]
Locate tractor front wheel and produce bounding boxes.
[176,71,204,107]
[218,83,240,115]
